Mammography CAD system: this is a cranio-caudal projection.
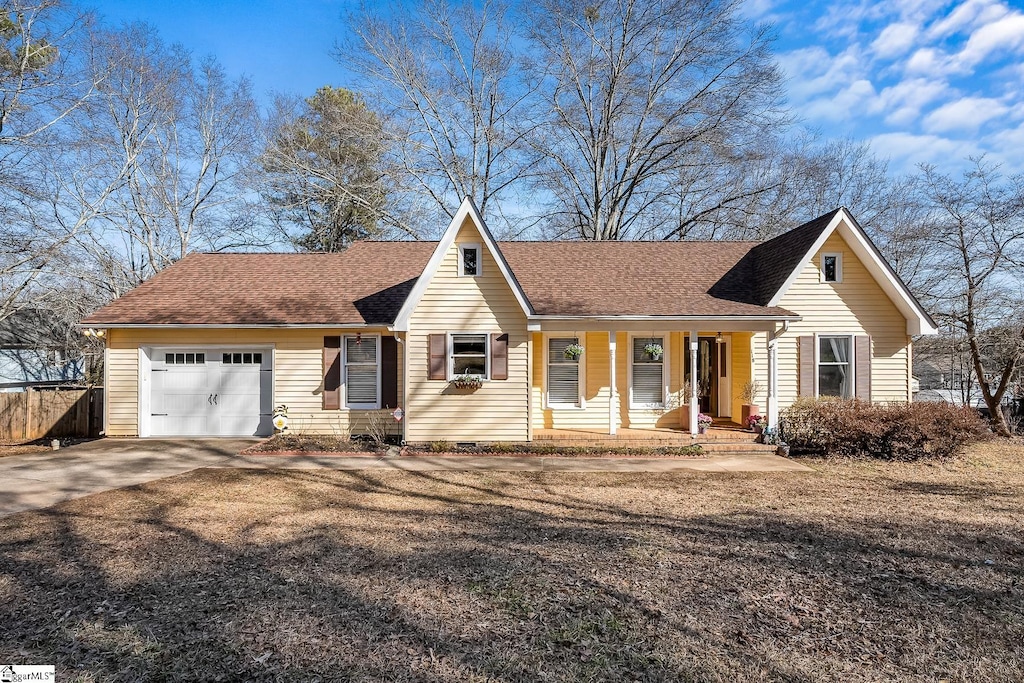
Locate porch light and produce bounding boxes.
[715,332,723,344]
[82,328,106,338]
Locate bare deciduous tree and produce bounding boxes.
[0,0,101,321]
[71,23,264,297]
[343,0,532,232]
[527,0,786,240]
[916,159,1024,437]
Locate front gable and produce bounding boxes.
[768,209,937,335]
[393,198,532,331]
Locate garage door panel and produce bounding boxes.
[150,348,272,437]
[153,415,209,437]
[218,368,262,391]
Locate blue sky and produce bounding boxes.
[88,0,1024,175]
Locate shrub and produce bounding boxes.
[780,398,990,461]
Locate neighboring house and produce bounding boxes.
[80,198,937,441]
[0,309,85,392]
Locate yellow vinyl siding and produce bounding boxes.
[531,331,611,431]
[405,218,529,443]
[616,331,685,429]
[105,327,403,437]
[774,232,912,404]
[730,332,754,420]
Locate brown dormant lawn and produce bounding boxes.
[1,442,1022,682]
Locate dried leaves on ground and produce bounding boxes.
[1,442,1022,681]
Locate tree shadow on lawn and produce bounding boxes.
[0,467,1021,682]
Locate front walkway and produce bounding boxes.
[0,438,812,517]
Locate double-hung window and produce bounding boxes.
[547,337,581,407]
[451,334,488,378]
[345,335,379,408]
[818,336,851,398]
[631,336,665,407]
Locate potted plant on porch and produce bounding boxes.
[739,380,763,426]
[746,414,767,434]
[697,413,713,434]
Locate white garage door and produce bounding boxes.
[150,349,272,437]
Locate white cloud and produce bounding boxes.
[923,96,1009,132]
[779,46,867,101]
[953,11,1024,68]
[871,78,951,124]
[927,0,1007,39]
[903,47,951,75]
[804,79,878,121]
[869,131,980,171]
[872,22,920,58]
[740,0,777,19]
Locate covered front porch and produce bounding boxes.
[529,317,795,438]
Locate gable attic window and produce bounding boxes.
[459,243,481,276]
[821,253,842,283]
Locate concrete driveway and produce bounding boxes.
[0,439,255,518]
[0,438,812,518]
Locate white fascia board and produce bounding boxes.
[392,196,533,331]
[529,314,801,322]
[768,208,938,336]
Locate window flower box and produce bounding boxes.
[451,374,483,390]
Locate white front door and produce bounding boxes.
[150,349,271,437]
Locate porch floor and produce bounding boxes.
[534,423,776,453]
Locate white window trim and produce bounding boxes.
[448,332,490,380]
[821,252,843,283]
[814,333,854,398]
[458,242,482,277]
[628,333,668,409]
[544,333,586,410]
[343,334,381,410]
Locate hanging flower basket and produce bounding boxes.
[563,343,584,360]
[451,374,483,390]
[644,343,663,360]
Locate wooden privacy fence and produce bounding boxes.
[0,387,103,441]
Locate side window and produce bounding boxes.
[459,243,481,277]
[345,335,379,408]
[451,334,487,377]
[818,336,851,397]
[821,253,842,283]
[547,337,580,407]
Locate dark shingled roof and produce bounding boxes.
[85,213,860,326]
[81,243,436,326]
[500,242,795,317]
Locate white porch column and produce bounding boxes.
[608,331,617,435]
[767,334,779,428]
[689,330,699,435]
